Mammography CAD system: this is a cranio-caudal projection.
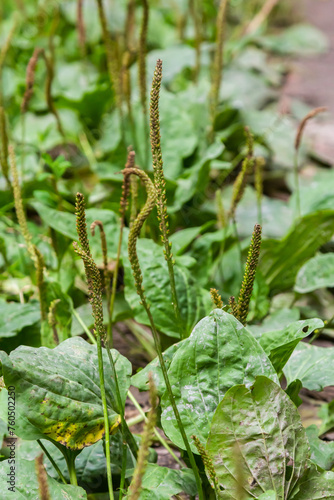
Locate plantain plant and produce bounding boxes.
[1,1,334,499]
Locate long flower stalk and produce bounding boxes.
[109,149,134,344]
[149,60,184,338]
[125,165,204,499]
[75,193,138,477]
[73,193,114,500]
[254,156,265,226]
[91,220,112,335]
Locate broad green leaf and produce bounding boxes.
[284,342,334,391]
[0,337,132,449]
[161,310,278,452]
[124,240,210,338]
[146,46,198,84]
[13,110,81,149]
[259,24,329,55]
[249,308,300,340]
[0,302,40,338]
[96,110,122,154]
[31,201,77,240]
[295,254,334,293]
[125,464,197,499]
[221,68,275,110]
[53,61,99,102]
[0,457,87,499]
[206,377,309,499]
[289,465,334,499]
[258,318,323,375]
[131,342,181,396]
[260,210,334,292]
[306,425,334,471]
[256,493,277,500]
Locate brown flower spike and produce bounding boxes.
[237,223,262,325]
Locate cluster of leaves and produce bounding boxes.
[0,0,334,499]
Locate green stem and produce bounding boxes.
[105,345,139,459]
[96,334,114,500]
[119,439,128,500]
[37,440,67,485]
[128,390,183,467]
[64,451,78,486]
[109,223,124,346]
[140,299,203,499]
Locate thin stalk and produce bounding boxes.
[127,414,144,427]
[37,440,67,485]
[125,166,203,499]
[150,60,184,338]
[74,194,114,500]
[96,333,114,499]
[91,220,112,338]
[105,345,139,459]
[140,305,203,497]
[255,156,264,226]
[128,390,183,467]
[119,439,128,500]
[245,0,280,35]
